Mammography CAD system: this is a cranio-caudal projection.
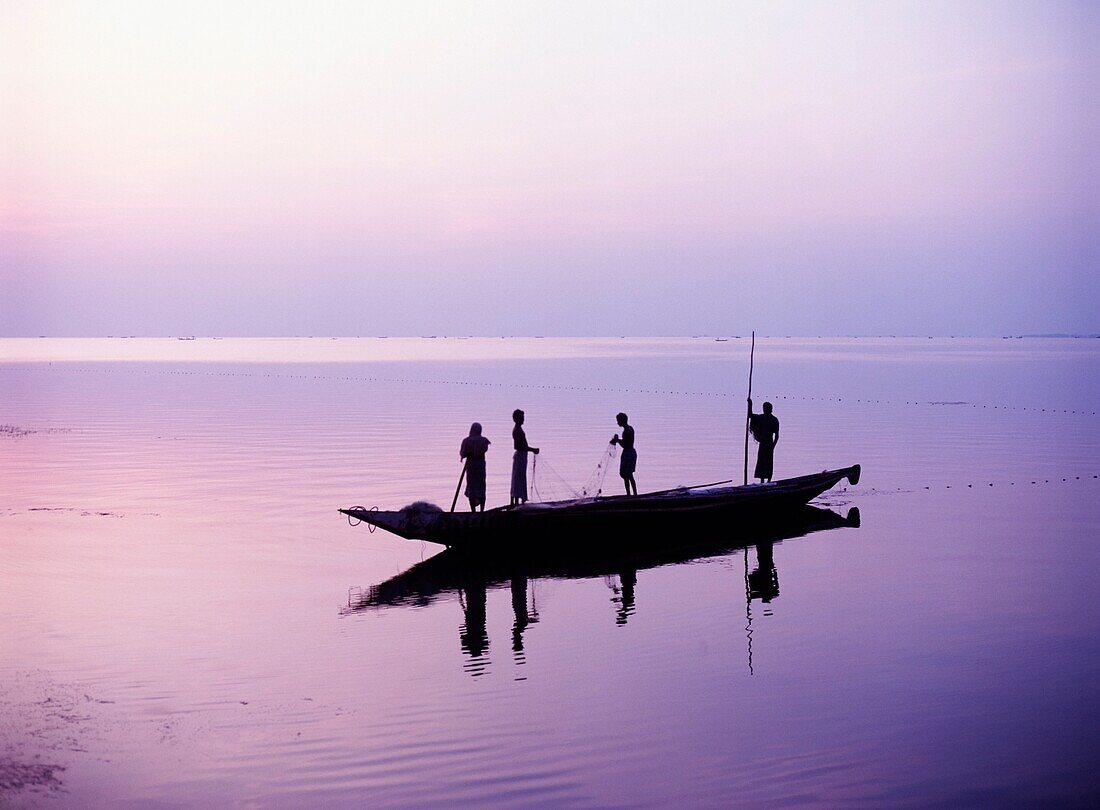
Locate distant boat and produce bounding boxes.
[341,465,860,549]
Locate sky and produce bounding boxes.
[1,1,1097,337]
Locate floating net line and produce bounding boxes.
[852,474,1099,495]
[51,367,1100,417]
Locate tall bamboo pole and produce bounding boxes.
[743,331,755,486]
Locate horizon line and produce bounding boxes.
[2,333,1099,340]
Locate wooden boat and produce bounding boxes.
[340,464,860,549]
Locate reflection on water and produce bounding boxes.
[747,540,779,604]
[458,583,489,676]
[611,569,636,626]
[348,506,859,676]
[511,577,536,657]
[2,338,1098,806]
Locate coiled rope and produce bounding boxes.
[345,505,378,531]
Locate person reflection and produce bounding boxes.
[747,541,779,603]
[459,422,490,512]
[459,582,489,673]
[511,577,530,656]
[611,569,637,625]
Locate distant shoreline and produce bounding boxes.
[1004,333,1100,339]
[3,334,1099,340]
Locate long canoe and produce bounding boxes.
[340,463,860,549]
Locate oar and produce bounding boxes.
[743,330,755,486]
[450,460,468,513]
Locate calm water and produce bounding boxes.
[2,338,1098,807]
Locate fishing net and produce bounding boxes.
[579,443,618,499]
[530,454,577,503]
[531,443,619,503]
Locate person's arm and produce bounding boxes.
[610,433,620,445]
[773,421,780,447]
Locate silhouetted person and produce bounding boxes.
[459,422,490,511]
[510,409,539,506]
[747,398,779,483]
[609,412,638,495]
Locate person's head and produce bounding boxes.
[763,402,773,414]
[469,422,482,436]
[512,409,524,425]
[616,412,628,427]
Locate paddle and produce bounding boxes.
[743,330,755,486]
[450,459,468,513]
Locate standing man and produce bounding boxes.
[609,412,638,495]
[747,398,779,483]
[510,409,539,506]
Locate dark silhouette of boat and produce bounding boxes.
[344,503,860,614]
[340,464,860,549]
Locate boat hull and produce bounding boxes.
[341,464,860,548]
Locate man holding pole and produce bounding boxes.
[747,399,780,483]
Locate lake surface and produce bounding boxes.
[2,337,1098,807]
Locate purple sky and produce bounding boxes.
[2,1,1097,336]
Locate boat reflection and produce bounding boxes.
[345,504,859,674]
